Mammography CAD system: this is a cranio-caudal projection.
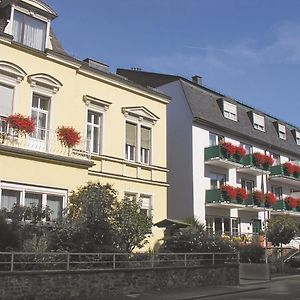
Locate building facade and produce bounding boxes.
[0,0,169,247]
[117,69,300,244]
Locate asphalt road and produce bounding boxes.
[204,277,300,300]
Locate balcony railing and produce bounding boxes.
[0,117,91,160]
[269,164,300,187]
[237,154,270,176]
[272,199,300,213]
[206,188,251,206]
[204,145,243,169]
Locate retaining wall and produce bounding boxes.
[0,264,239,300]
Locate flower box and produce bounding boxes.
[56,126,81,148]
[6,114,35,136]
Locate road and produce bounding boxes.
[201,277,300,300]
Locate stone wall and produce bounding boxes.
[0,265,239,300]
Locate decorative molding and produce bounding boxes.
[27,73,62,93]
[122,106,159,124]
[0,60,27,81]
[83,95,111,111]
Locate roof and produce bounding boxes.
[154,218,190,228]
[117,69,300,158]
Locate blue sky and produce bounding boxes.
[47,0,300,126]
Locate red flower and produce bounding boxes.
[264,192,276,206]
[235,187,248,201]
[221,185,237,200]
[6,114,35,136]
[253,153,265,165]
[235,146,246,158]
[56,126,81,148]
[283,162,295,175]
[263,155,274,166]
[252,190,263,204]
[294,166,300,176]
[220,142,236,157]
[285,196,298,208]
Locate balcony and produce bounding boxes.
[204,145,243,169]
[272,199,300,215]
[269,164,300,187]
[0,118,91,163]
[237,154,270,176]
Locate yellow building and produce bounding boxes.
[0,0,169,247]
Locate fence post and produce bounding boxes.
[10,252,14,272]
[237,251,240,264]
[212,253,215,265]
[151,254,155,268]
[113,254,116,269]
[66,252,70,271]
[184,254,187,267]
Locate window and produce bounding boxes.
[141,126,151,164]
[278,124,286,140]
[223,101,237,121]
[209,132,224,146]
[296,131,300,146]
[270,152,281,165]
[13,10,47,50]
[206,216,240,236]
[271,186,282,200]
[210,173,226,189]
[126,122,137,161]
[253,113,265,131]
[47,195,63,221]
[25,192,42,207]
[1,190,20,211]
[240,143,252,155]
[124,192,152,217]
[31,94,50,140]
[0,83,14,133]
[241,179,255,193]
[86,110,102,154]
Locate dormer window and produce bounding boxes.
[278,124,286,140]
[223,101,237,121]
[253,113,265,132]
[296,131,300,146]
[13,10,47,50]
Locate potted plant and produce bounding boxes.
[6,113,35,136]
[235,187,248,204]
[264,192,276,208]
[221,184,237,202]
[252,190,263,206]
[220,142,236,159]
[234,146,246,161]
[56,126,81,154]
[262,155,274,170]
[294,166,300,179]
[283,162,295,176]
[284,196,298,211]
[252,152,273,170]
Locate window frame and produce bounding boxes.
[278,124,287,140]
[253,113,265,132]
[124,191,152,218]
[223,101,237,121]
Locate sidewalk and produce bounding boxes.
[99,274,300,300]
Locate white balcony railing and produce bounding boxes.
[0,116,91,160]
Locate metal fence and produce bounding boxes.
[0,252,239,272]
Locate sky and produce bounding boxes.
[46,0,300,127]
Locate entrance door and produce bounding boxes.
[252,219,261,235]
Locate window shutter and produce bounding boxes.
[141,127,151,149]
[0,84,14,116]
[126,122,137,146]
[253,113,265,127]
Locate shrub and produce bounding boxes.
[238,243,265,263]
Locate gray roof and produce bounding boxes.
[117,69,300,158]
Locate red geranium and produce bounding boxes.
[283,162,295,175]
[235,187,248,201]
[252,190,263,204]
[6,114,35,136]
[263,155,274,167]
[235,146,246,159]
[294,166,300,176]
[253,153,265,166]
[264,192,276,206]
[285,196,298,208]
[221,184,237,200]
[56,126,81,148]
[220,142,236,157]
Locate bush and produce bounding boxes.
[238,244,265,263]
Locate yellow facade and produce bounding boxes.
[0,0,169,249]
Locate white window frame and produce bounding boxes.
[296,131,300,146]
[278,124,286,140]
[253,113,265,132]
[223,101,237,121]
[206,215,240,237]
[0,182,67,221]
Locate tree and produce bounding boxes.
[267,215,298,247]
[113,196,152,252]
[51,182,152,253]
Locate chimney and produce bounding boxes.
[84,58,109,73]
[192,75,202,85]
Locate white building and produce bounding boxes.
[117,69,300,243]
